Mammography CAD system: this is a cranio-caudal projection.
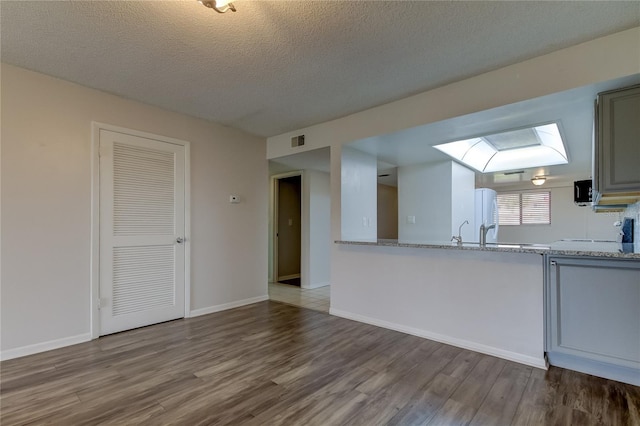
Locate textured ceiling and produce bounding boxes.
[2,1,639,137]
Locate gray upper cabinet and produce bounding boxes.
[595,85,640,200]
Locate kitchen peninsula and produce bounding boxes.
[332,239,640,385]
[330,80,640,386]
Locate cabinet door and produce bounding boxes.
[597,85,640,193]
[547,256,640,384]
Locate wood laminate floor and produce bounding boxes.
[269,282,330,313]
[1,301,638,425]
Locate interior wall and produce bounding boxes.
[497,186,622,244]
[341,147,377,241]
[304,170,331,288]
[451,162,476,242]
[277,176,302,279]
[399,162,452,243]
[331,245,545,367]
[397,161,477,243]
[0,64,268,355]
[264,28,639,366]
[377,184,398,239]
[397,161,474,243]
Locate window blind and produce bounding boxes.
[497,191,551,225]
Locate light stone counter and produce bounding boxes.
[335,239,640,259]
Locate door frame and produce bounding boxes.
[270,171,303,284]
[90,122,191,339]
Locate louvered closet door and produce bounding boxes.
[99,130,185,336]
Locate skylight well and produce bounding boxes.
[433,123,568,173]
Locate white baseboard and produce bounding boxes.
[189,295,269,318]
[329,308,547,370]
[0,333,92,361]
[302,281,330,290]
[1,297,270,360]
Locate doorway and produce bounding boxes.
[268,147,331,312]
[275,174,302,286]
[91,123,190,338]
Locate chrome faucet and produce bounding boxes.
[451,220,469,246]
[479,224,496,247]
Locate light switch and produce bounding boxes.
[288,218,293,226]
[407,215,416,224]
[363,216,368,226]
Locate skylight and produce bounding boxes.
[433,123,568,173]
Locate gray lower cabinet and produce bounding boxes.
[546,256,640,386]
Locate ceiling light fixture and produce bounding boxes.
[199,0,236,13]
[531,176,547,186]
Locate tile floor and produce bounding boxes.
[268,282,330,313]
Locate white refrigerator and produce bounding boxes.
[474,188,499,243]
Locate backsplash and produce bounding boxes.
[622,202,640,251]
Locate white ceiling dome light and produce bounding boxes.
[433,123,568,173]
[198,0,236,13]
[531,176,547,186]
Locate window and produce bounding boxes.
[432,123,568,173]
[497,191,550,225]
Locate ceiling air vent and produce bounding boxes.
[291,135,305,148]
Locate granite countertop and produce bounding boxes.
[335,239,640,259]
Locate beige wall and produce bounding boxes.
[1,64,268,355]
[377,184,398,239]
